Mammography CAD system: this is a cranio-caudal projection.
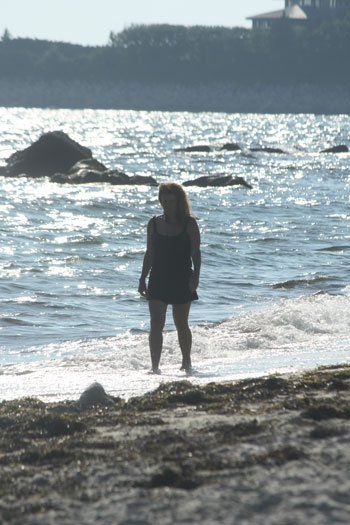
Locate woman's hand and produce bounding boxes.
[189,273,199,293]
[138,277,147,297]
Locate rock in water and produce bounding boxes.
[68,158,108,174]
[320,145,349,153]
[51,169,158,185]
[1,130,92,177]
[220,143,242,151]
[174,145,212,153]
[0,130,159,186]
[249,147,285,154]
[183,175,252,189]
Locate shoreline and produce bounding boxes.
[1,363,349,524]
[1,80,350,114]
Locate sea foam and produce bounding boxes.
[1,293,349,402]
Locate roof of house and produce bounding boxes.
[247,5,307,21]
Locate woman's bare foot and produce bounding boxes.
[180,361,192,372]
[148,368,161,375]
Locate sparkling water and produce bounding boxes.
[0,108,349,401]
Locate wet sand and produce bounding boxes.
[1,364,350,524]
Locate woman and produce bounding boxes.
[138,182,201,373]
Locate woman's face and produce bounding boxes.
[160,192,177,217]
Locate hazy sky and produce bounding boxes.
[0,1,280,46]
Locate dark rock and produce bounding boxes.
[68,158,108,174]
[101,171,157,186]
[320,145,349,153]
[50,169,157,186]
[78,382,113,408]
[99,170,130,184]
[249,147,285,154]
[175,145,212,153]
[129,174,158,186]
[183,175,252,189]
[220,143,242,151]
[1,131,92,177]
[54,169,106,184]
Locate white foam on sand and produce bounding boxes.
[1,293,349,402]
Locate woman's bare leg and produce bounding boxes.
[172,302,192,370]
[148,300,167,372]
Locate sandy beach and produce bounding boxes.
[0,364,349,524]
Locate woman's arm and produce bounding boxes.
[138,219,153,297]
[188,217,201,292]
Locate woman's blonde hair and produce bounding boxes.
[158,182,192,225]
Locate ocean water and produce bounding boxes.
[0,107,349,401]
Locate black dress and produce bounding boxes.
[147,216,198,305]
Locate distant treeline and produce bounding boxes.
[1,19,350,84]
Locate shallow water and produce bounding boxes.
[0,108,349,400]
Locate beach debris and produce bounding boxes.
[301,403,350,421]
[149,465,199,489]
[264,376,289,391]
[0,364,349,523]
[310,424,345,439]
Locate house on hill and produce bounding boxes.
[247,0,350,29]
